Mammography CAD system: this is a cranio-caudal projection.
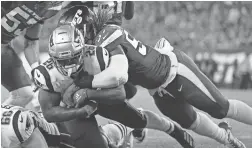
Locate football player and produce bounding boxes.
[60,6,250,148]
[32,24,195,148]
[1,1,68,108]
[1,103,63,148]
[1,104,136,148]
[75,1,138,100]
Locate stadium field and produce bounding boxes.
[2,86,252,148]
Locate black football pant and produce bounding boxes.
[153,49,230,129]
[60,116,109,148]
[97,100,147,129]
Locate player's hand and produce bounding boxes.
[76,100,98,118]
[62,83,80,107]
[73,89,89,108]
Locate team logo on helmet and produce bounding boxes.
[71,9,83,26]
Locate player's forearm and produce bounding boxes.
[24,23,43,69]
[92,54,129,88]
[24,40,40,69]
[74,54,128,89]
[86,86,126,104]
[42,106,80,123]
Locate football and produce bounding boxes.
[73,89,88,107]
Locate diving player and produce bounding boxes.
[60,6,249,148]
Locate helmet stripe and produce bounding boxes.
[37,66,54,92]
[96,47,106,71]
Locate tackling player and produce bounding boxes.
[52,5,195,147]
[1,103,62,148]
[33,24,195,148]
[1,1,67,108]
[62,1,138,99]
[61,6,250,148]
[1,104,136,148]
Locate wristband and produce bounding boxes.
[37,20,44,24]
[24,35,39,41]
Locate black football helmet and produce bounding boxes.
[58,5,95,44]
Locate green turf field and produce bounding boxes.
[1,86,252,148]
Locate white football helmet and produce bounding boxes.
[48,25,85,76]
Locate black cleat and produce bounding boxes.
[169,124,195,148]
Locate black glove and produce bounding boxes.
[74,74,94,89]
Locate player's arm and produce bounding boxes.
[86,85,126,104]
[64,83,126,106]
[123,1,134,20]
[24,23,43,69]
[33,66,96,122]
[38,89,80,122]
[73,85,126,107]
[75,46,128,89]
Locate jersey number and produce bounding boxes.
[1,111,14,125]
[2,6,40,35]
[1,105,14,125]
[1,104,14,110]
[124,30,147,56]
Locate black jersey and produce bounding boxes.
[94,25,172,89]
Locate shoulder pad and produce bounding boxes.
[94,25,124,51]
[33,65,54,92]
[33,58,74,93]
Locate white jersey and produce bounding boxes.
[1,104,60,148]
[33,45,109,93]
[1,104,37,148]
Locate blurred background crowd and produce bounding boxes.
[15,1,252,89]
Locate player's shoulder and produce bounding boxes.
[32,58,60,92]
[102,24,123,34]
[94,24,125,49]
[33,58,74,93]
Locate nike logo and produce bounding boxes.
[178,85,183,92]
[37,72,40,78]
[20,116,23,123]
[104,50,108,56]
